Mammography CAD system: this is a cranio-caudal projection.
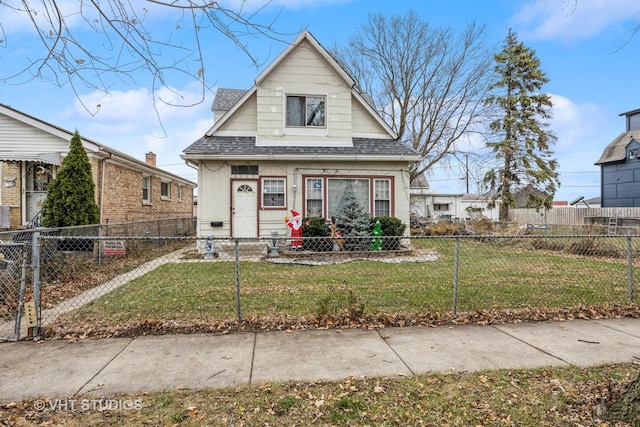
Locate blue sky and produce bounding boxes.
[1,0,639,202]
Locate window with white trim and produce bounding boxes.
[305,177,394,219]
[177,184,183,202]
[286,95,325,127]
[305,178,324,217]
[433,203,449,211]
[374,179,391,217]
[142,175,151,204]
[261,178,286,207]
[327,178,370,219]
[161,180,171,200]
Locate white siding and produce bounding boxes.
[216,92,257,133]
[256,39,353,143]
[197,159,413,238]
[0,114,73,160]
[351,95,391,137]
[197,160,232,237]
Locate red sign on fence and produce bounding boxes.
[103,240,126,255]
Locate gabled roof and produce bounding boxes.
[0,103,196,187]
[203,30,398,140]
[595,131,640,165]
[410,173,430,189]
[254,30,355,87]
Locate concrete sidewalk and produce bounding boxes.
[1,317,639,403]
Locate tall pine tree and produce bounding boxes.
[483,29,559,221]
[40,130,100,227]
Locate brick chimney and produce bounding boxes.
[145,152,156,167]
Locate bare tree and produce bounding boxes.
[335,11,496,182]
[0,1,285,113]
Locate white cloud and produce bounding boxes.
[59,85,212,183]
[511,0,639,43]
[548,94,607,154]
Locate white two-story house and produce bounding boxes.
[182,30,421,238]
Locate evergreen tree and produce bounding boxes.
[483,29,559,221]
[40,130,100,227]
[334,192,371,251]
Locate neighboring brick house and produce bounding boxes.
[595,108,640,207]
[182,30,421,238]
[0,103,196,230]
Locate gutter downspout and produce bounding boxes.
[100,153,112,222]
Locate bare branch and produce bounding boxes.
[335,12,496,183]
[0,0,292,114]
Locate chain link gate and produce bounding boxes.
[0,241,30,342]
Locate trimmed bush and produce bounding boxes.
[371,216,407,250]
[302,217,332,251]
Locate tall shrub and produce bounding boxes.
[40,130,100,227]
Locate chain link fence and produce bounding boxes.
[0,217,195,341]
[1,230,638,340]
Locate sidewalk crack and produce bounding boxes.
[491,325,572,366]
[73,338,135,397]
[248,332,257,386]
[377,330,415,376]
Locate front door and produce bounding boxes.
[232,180,258,237]
[25,162,53,225]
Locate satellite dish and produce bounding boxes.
[569,196,584,206]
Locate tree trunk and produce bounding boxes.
[607,373,640,426]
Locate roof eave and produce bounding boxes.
[181,153,421,162]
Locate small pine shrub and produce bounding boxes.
[334,192,370,251]
[41,130,100,227]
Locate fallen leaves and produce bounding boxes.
[38,302,640,341]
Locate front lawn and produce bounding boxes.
[54,238,632,328]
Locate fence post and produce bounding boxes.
[628,236,634,303]
[13,244,30,341]
[453,237,460,314]
[32,230,41,336]
[235,238,243,322]
[97,225,103,265]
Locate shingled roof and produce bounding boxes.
[183,136,419,159]
[212,88,247,113]
[595,131,640,165]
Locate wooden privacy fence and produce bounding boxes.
[509,207,640,227]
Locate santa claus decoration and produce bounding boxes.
[284,209,303,250]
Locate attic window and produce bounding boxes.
[629,148,640,160]
[286,96,325,127]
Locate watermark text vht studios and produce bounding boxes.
[34,398,142,412]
